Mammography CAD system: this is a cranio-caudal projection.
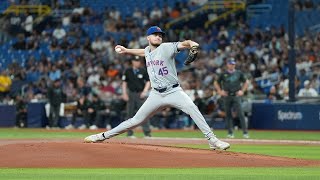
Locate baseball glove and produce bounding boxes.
[184,45,199,66]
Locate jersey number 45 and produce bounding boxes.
[158,67,168,76]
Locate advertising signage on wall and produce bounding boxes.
[251,103,320,130]
[277,110,303,121]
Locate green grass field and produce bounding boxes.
[0,128,319,180]
[1,168,320,180]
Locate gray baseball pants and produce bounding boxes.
[103,87,215,139]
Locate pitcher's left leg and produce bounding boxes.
[166,90,214,139]
[166,90,230,150]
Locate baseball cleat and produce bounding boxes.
[208,138,230,150]
[227,134,234,138]
[84,132,106,143]
[243,133,250,139]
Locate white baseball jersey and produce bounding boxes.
[144,42,179,89]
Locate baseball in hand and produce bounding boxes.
[115,47,122,53]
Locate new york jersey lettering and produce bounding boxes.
[146,60,165,67]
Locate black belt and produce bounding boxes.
[228,92,237,96]
[154,83,179,93]
[129,90,143,93]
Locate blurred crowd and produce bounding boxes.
[0,0,319,129]
[293,0,320,11]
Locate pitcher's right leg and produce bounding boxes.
[84,91,162,142]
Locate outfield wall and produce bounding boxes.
[251,103,320,130]
[1,103,320,130]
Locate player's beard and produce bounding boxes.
[150,42,161,47]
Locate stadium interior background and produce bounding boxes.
[0,0,319,130]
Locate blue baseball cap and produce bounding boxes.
[146,26,165,36]
[227,59,236,65]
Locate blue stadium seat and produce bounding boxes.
[0,0,192,69]
[247,0,320,37]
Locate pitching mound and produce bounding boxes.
[0,138,319,168]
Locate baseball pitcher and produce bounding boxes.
[84,26,230,150]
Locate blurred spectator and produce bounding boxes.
[48,65,62,81]
[26,30,39,50]
[303,0,314,10]
[35,78,48,99]
[9,12,22,26]
[82,37,94,53]
[278,76,289,98]
[70,12,82,24]
[90,93,126,130]
[197,88,225,129]
[193,91,206,114]
[128,37,140,49]
[264,85,283,103]
[50,38,59,50]
[26,65,40,83]
[12,34,26,50]
[22,11,33,34]
[47,79,65,129]
[170,5,181,19]
[151,107,177,129]
[132,7,142,19]
[298,68,310,87]
[59,36,71,50]
[8,12,24,35]
[15,95,27,128]
[310,74,320,94]
[217,25,229,40]
[294,0,303,11]
[150,5,162,19]
[9,73,26,98]
[0,70,12,99]
[244,40,257,55]
[76,77,91,97]
[211,97,226,120]
[297,80,318,97]
[52,24,66,40]
[87,70,100,86]
[82,93,106,130]
[24,83,36,102]
[65,93,90,130]
[109,6,121,20]
[63,78,77,102]
[110,93,127,123]
[91,37,109,52]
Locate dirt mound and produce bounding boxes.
[0,139,319,168]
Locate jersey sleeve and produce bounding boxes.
[172,42,180,54]
[162,42,179,55]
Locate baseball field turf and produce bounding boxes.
[0,128,319,180]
